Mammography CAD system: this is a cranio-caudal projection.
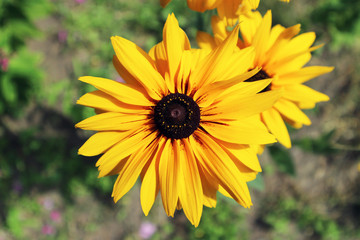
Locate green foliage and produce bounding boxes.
[264,198,343,240]
[189,198,248,240]
[6,198,42,239]
[311,0,360,50]
[0,0,50,116]
[268,145,296,176]
[294,130,337,155]
[0,0,52,51]
[0,48,44,116]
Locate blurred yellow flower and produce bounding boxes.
[161,0,290,26]
[161,0,258,26]
[76,13,280,226]
[197,11,333,148]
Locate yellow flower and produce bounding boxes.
[160,0,289,26]
[76,13,280,226]
[160,0,219,10]
[197,11,333,148]
[160,0,258,26]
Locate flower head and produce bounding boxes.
[50,210,62,222]
[161,0,258,26]
[0,57,9,72]
[76,13,279,226]
[58,30,68,44]
[197,11,333,148]
[160,0,290,26]
[42,224,55,235]
[139,222,157,239]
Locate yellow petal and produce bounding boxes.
[194,47,257,106]
[218,185,233,198]
[220,142,262,172]
[283,84,329,104]
[267,24,285,50]
[79,76,154,106]
[264,24,301,66]
[149,41,168,79]
[159,139,179,217]
[141,137,168,216]
[210,77,272,103]
[96,128,152,176]
[163,13,191,93]
[75,112,150,131]
[274,66,334,85]
[111,36,165,100]
[112,136,159,202]
[270,32,316,63]
[196,31,217,50]
[211,15,228,41]
[269,42,325,75]
[194,68,260,108]
[202,89,281,120]
[77,90,148,113]
[239,11,263,46]
[274,98,311,126]
[176,50,193,94]
[212,47,255,84]
[261,108,291,148]
[201,118,276,145]
[197,164,217,208]
[190,132,252,207]
[268,52,312,76]
[79,131,129,156]
[187,0,219,12]
[247,0,260,9]
[178,139,203,227]
[191,25,240,90]
[252,10,272,65]
[112,55,143,89]
[216,0,242,26]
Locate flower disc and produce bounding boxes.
[154,93,200,139]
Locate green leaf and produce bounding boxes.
[269,145,295,176]
[294,130,337,155]
[1,75,17,103]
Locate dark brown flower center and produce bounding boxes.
[154,93,200,139]
[245,69,272,93]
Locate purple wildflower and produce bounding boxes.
[139,222,157,239]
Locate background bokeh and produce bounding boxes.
[0,0,359,239]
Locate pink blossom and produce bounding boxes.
[41,198,54,210]
[42,224,55,235]
[58,30,68,43]
[0,58,8,72]
[50,210,61,222]
[139,222,157,239]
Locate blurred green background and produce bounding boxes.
[0,0,359,239]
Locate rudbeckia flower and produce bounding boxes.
[160,0,290,26]
[76,13,280,226]
[160,0,259,26]
[197,11,333,148]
